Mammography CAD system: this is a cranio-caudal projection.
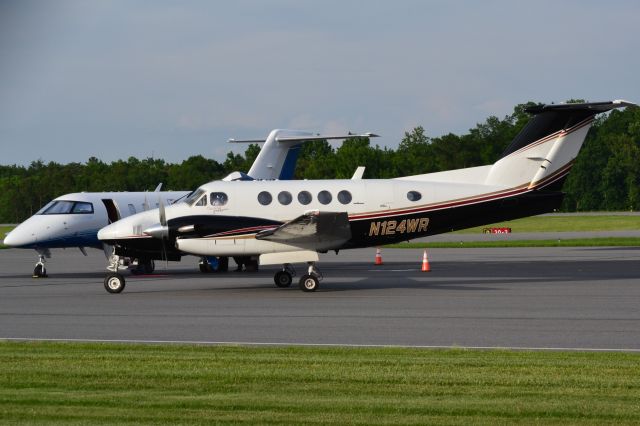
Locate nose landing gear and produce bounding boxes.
[32,251,49,278]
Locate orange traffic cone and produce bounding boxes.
[374,247,383,265]
[421,249,431,272]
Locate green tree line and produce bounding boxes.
[1,102,639,222]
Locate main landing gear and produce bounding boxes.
[273,262,322,292]
[274,263,295,288]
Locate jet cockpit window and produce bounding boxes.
[185,189,206,206]
[35,201,54,215]
[41,200,94,215]
[71,202,94,214]
[195,196,207,206]
[407,191,422,202]
[210,192,228,206]
[42,201,74,214]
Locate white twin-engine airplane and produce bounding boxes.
[98,101,635,294]
[3,130,376,277]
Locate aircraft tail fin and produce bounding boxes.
[485,100,636,189]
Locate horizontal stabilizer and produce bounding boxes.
[525,99,637,115]
[276,132,379,142]
[229,132,378,144]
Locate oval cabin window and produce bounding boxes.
[278,191,292,205]
[318,190,332,205]
[337,190,352,204]
[298,191,312,205]
[258,191,272,205]
[407,191,422,202]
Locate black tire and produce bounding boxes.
[33,264,47,278]
[245,258,259,272]
[104,273,126,294]
[143,260,155,274]
[274,271,292,288]
[298,274,319,292]
[199,262,211,273]
[217,256,229,272]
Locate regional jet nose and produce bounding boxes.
[3,226,36,248]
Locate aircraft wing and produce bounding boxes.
[255,211,351,250]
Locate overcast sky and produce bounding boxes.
[1,0,638,166]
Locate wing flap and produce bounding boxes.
[256,211,351,250]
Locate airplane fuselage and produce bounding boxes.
[3,191,188,250]
[99,172,565,258]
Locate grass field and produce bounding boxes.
[387,237,640,249]
[454,215,640,233]
[0,226,14,248]
[0,342,639,424]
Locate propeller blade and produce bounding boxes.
[159,197,167,226]
[157,197,169,268]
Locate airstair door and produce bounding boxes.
[101,199,121,224]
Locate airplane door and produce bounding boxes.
[101,199,121,224]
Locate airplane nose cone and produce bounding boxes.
[97,225,117,241]
[3,227,36,248]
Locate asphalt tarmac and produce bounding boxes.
[1,246,639,351]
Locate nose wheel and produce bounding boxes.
[104,273,126,294]
[32,253,48,278]
[33,263,47,278]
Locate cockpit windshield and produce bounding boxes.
[39,200,94,215]
[184,188,206,206]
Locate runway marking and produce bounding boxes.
[2,337,639,352]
